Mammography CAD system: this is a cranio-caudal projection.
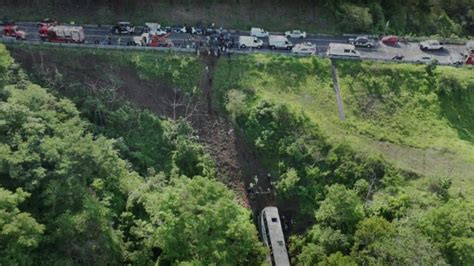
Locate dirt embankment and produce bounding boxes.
[192,55,278,213]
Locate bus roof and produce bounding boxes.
[262,207,290,266]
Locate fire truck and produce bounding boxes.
[133,32,173,47]
[39,25,85,43]
[2,21,27,40]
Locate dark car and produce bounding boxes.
[348,36,375,48]
[193,23,205,35]
[166,25,186,33]
[206,27,222,35]
[205,23,224,35]
[111,22,135,34]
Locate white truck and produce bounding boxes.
[327,43,360,59]
[466,40,474,54]
[268,35,293,50]
[239,36,263,49]
[285,30,306,39]
[419,40,444,51]
[250,27,269,38]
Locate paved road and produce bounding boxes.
[8,22,469,65]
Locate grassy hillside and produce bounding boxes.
[214,54,474,198]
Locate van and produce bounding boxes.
[239,36,263,49]
[327,43,360,59]
[268,35,293,50]
[250,27,269,38]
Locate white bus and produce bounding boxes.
[259,207,290,266]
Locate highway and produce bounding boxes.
[7,22,471,65]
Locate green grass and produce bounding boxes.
[214,54,474,198]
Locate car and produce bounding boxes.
[250,27,269,38]
[348,36,375,48]
[285,30,306,39]
[111,22,135,34]
[189,26,203,35]
[292,42,317,55]
[142,23,167,35]
[419,40,444,51]
[193,23,206,35]
[166,25,186,33]
[206,26,223,35]
[415,55,437,64]
[382,35,399,45]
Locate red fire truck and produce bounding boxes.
[2,21,27,40]
[39,25,85,43]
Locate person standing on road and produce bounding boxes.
[117,37,121,46]
[107,33,112,45]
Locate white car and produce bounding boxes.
[144,23,167,36]
[285,30,306,39]
[292,42,316,55]
[419,40,444,51]
[250,27,269,38]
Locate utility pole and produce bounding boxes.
[330,59,346,121]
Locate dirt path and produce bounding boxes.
[191,55,277,214]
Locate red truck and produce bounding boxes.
[39,25,85,43]
[2,21,27,40]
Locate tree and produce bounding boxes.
[276,167,301,198]
[142,176,266,265]
[225,89,247,122]
[437,13,462,38]
[418,199,474,265]
[337,4,373,33]
[0,187,44,265]
[352,217,445,265]
[0,80,142,262]
[318,252,357,266]
[315,184,365,235]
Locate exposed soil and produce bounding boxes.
[191,55,278,213]
[8,47,188,120]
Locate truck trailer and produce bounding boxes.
[40,25,85,43]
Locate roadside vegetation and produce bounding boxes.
[1,0,472,36]
[0,44,266,264]
[214,54,474,264]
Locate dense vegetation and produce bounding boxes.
[3,43,474,264]
[0,45,265,264]
[214,54,474,264]
[1,0,473,36]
